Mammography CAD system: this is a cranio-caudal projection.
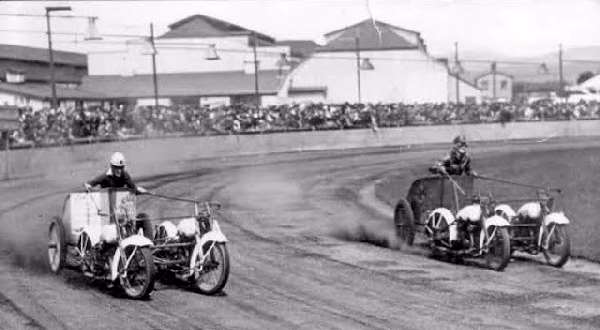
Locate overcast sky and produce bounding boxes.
[1,0,600,58]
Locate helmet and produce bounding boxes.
[453,135,467,147]
[110,152,126,167]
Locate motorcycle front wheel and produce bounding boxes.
[192,242,230,295]
[542,224,570,268]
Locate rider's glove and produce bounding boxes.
[84,183,92,192]
[136,186,148,194]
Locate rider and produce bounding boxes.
[85,152,152,239]
[430,135,476,176]
[84,152,148,194]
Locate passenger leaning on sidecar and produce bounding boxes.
[84,152,153,238]
[429,135,477,176]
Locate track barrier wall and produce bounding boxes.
[2,119,600,181]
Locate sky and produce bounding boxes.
[1,0,600,58]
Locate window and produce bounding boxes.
[500,80,508,90]
[479,80,489,90]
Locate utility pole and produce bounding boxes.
[252,32,260,110]
[355,36,362,103]
[558,44,564,101]
[491,61,497,100]
[45,6,71,109]
[454,42,460,103]
[150,23,159,108]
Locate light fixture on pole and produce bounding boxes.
[84,17,102,41]
[205,44,220,60]
[359,58,374,70]
[45,6,72,109]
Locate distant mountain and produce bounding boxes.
[437,46,600,85]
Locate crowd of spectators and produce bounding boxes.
[8,100,600,148]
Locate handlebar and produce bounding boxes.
[143,191,221,210]
[474,174,562,194]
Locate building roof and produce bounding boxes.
[0,61,86,83]
[317,19,421,52]
[448,73,480,89]
[79,70,286,99]
[0,44,86,66]
[159,15,275,45]
[473,71,514,81]
[275,40,319,59]
[0,82,104,100]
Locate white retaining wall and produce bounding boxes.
[2,120,599,180]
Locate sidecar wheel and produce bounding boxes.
[48,217,66,274]
[394,199,415,246]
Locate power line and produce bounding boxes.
[2,28,599,66]
[0,13,96,19]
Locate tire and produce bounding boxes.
[394,199,415,246]
[119,246,156,299]
[192,242,230,295]
[486,226,511,271]
[542,224,570,268]
[135,213,154,240]
[48,217,66,274]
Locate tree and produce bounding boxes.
[576,71,595,85]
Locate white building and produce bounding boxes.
[474,71,513,102]
[82,15,296,106]
[279,20,480,104]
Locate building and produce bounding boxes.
[82,15,300,106]
[279,19,481,104]
[0,44,99,109]
[474,71,513,102]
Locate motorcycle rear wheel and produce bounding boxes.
[485,226,511,271]
[119,246,156,299]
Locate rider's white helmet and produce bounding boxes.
[110,152,126,167]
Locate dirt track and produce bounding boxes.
[2,140,600,329]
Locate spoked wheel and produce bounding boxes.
[48,217,66,274]
[485,226,511,271]
[118,246,155,299]
[542,224,570,268]
[425,209,453,248]
[192,242,230,295]
[394,199,415,246]
[77,232,93,272]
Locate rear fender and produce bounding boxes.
[110,235,154,281]
[120,235,154,248]
[484,215,510,229]
[543,212,570,226]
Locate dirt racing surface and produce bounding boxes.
[2,138,600,329]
